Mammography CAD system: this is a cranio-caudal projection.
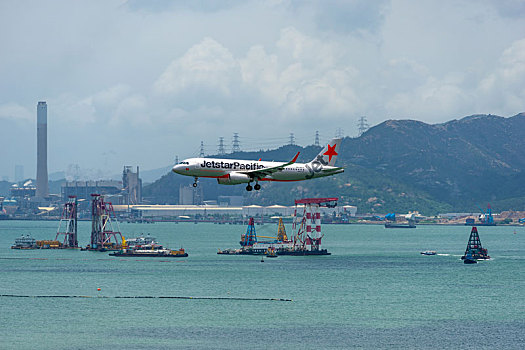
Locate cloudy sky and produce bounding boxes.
[1,0,524,181]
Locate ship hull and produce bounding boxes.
[109,252,188,257]
[385,223,416,228]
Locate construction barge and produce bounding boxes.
[461,226,490,264]
[109,234,187,257]
[109,247,187,257]
[11,196,80,250]
[218,198,337,256]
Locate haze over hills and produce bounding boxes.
[143,113,525,214]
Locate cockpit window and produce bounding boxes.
[179,161,190,165]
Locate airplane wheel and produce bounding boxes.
[192,182,197,187]
[246,184,253,191]
[254,184,261,190]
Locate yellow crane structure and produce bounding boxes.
[277,218,288,241]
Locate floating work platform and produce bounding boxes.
[278,249,331,256]
[110,248,187,257]
[82,243,122,252]
[217,248,243,255]
[110,234,187,257]
[11,236,80,250]
[219,198,337,257]
[461,226,490,261]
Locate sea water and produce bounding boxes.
[0,220,523,349]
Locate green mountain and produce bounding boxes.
[342,113,525,211]
[143,113,525,214]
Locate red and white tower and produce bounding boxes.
[55,196,78,248]
[292,197,338,252]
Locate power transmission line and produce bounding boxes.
[218,137,225,155]
[357,116,369,137]
[199,141,205,157]
[232,133,240,153]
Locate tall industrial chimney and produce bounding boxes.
[36,101,48,198]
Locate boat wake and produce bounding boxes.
[437,254,460,257]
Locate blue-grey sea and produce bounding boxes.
[0,220,523,349]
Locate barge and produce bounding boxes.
[109,234,187,257]
[110,247,187,257]
[461,226,490,261]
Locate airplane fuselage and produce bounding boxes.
[173,157,343,183]
[172,137,344,190]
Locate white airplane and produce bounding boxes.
[172,138,344,191]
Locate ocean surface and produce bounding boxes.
[0,220,523,349]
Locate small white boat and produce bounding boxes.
[420,250,437,255]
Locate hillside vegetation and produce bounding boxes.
[143,113,525,214]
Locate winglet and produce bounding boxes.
[291,152,300,163]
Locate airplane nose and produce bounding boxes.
[172,165,181,174]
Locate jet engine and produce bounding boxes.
[217,172,252,185]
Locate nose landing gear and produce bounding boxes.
[193,177,198,187]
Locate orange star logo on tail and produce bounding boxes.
[323,143,338,162]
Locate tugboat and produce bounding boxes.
[266,247,278,258]
[463,252,477,264]
[109,235,188,257]
[461,226,490,261]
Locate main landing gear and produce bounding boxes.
[246,182,261,191]
[192,177,198,187]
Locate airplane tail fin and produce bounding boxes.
[311,138,342,166]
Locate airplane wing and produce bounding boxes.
[321,167,344,173]
[241,152,300,178]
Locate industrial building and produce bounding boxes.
[61,166,143,205]
[61,180,122,202]
[122,166,142,204]
[179,184,203,205]
[10,181,36,198]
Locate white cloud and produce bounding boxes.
[0,103,32,122]
[477,38,525,113]
[154,37,238,97]
[500,38,525,84]
[112,94,149,126]
[1,0,525,178]
[238,27,360,119]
